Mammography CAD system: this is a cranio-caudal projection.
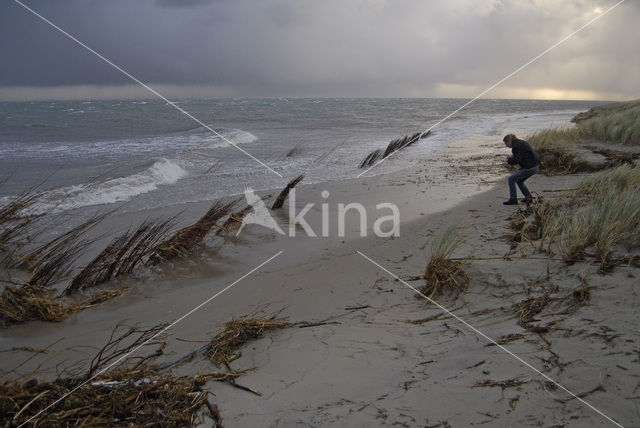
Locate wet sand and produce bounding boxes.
[2,133,637,427]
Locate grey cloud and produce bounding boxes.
[0,0,637,100]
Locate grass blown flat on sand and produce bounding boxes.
[0,285,125,325]
[207,317,290,366]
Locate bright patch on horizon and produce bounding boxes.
[593,7,603,14]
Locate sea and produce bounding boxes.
[0,98,607,216]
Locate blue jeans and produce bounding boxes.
[508,166,539,199]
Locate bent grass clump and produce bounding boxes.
[65,217,177,295]
[0,285,125,326]
[421,224,469,299]
[360,130,431,168]
[271,175,304,210]
[207,316,290,367]
[149,199,238,264]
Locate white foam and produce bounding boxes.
[26,158,186,214]
[207,129,258,149]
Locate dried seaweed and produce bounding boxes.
[472,377,530,390]
[486,333,525,346]
[271,175,304,210]
[513,286,558,323]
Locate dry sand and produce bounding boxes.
[2,133,638,427]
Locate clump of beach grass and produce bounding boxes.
[149,199,237,264]
[271,175,304,210]
[206,316,290,367]
[359,130,431,168]
[421,224,469,299]
[540,165,640,268]
[573,99,640,145]
[65,217,176,295]
[0,285,126,326]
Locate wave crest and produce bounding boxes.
[28,158,186,214]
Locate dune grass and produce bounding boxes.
[527,128,590,175]
[573,100,640,145]
[536,165,640,267]
[526,100,640,176]
[421,224,469,298]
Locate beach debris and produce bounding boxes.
[1,322,218,427]
[472,377,531,390]
[271,175,304,210]
[421,224,469,299]
[0,346,57,354]
[359,130,431,168]
[589,146,640,167]
[0,285,126,326]
[149,199,238,264]
[206,316,290,366]
[513,285,558,323]
[87,321,168,378]
[0,368,216,427]
[65,217,177,295]
[486,333,525,346]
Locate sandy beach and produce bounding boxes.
[2,122,638,427]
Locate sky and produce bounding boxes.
[0,0,638,101]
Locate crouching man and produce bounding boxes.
[503,133,540,205]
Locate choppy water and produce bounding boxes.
[0,98,606,214]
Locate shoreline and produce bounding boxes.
[3,113,637,426]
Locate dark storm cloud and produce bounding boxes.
[0,0,638,100]
[156,0,212,7]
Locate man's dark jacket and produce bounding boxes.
[507,139,541,169]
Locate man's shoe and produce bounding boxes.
[503,199,518,205]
